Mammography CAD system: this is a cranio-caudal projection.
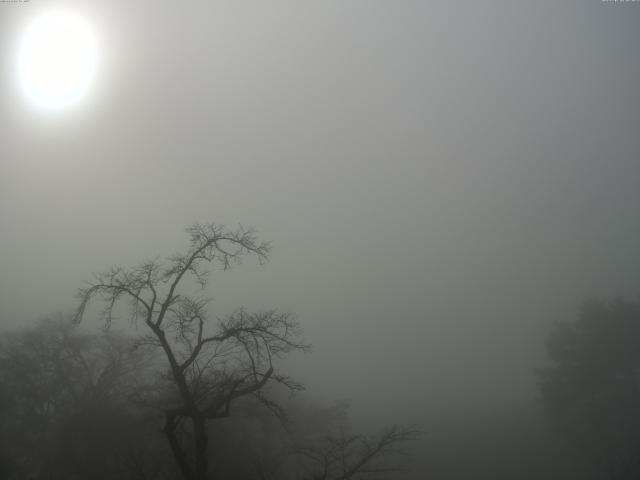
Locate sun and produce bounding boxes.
[18,11,98,110]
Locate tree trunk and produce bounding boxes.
[193,416,209,480]
[164,412,196,480]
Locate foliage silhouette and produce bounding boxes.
[538,298,640,480]
[0,317,168,480]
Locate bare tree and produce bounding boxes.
[74,223,310,480]
[292,425,421,480]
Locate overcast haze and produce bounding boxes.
[1,1,639,478]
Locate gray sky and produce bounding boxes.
[1,0,639,464]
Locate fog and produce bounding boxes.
[1,1,639,479]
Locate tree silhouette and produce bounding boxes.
[537,298,640,479]
[74,223,310,480]
[290,424,420,480]
[0,318,162,480]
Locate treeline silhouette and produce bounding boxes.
[0,317,416,480]
[1,222,638,479]
[538,297,640,480]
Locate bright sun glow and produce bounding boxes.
[18,11,97,110]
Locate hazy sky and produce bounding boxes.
[1,0,639,456]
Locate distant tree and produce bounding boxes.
[537,298,640,479]
[0,317,164,480]
[203,396,420,480]
[289,424,420,480]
